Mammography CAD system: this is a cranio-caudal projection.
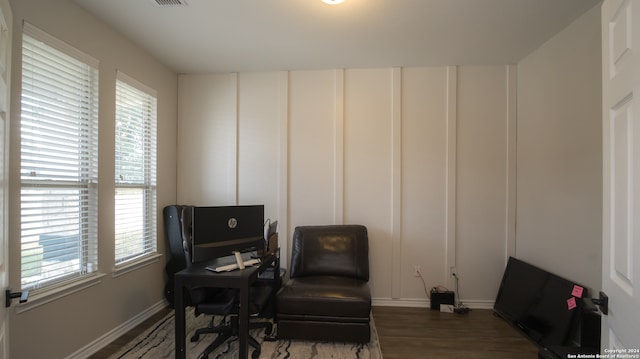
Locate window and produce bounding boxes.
[20,23,99,291]
[114,72,157,265]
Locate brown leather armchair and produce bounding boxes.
[276,225,371,342]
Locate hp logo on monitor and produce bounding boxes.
[227,217,238,229]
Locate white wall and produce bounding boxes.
[7,0,178,358]
[399,67,449,300]
[177,65,516,306]
[177,74,237,205]
[517,4,602,292]
[456,66,516,303]
[176,0,602,310]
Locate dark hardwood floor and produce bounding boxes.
[372,306,538,358]
[91,306,538,358]
[90,307,173,359]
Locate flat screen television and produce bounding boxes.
[191,205,264,263]
[494,257,588,348]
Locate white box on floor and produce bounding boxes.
[439,304,455,313]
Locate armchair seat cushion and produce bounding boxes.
[276,225,372,343]
[277,276,371,319]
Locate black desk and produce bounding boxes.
[174,252,278,359]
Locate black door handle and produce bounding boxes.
[5,288,29,307]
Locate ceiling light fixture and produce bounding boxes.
[322,0,344,4]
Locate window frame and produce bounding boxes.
[19,22,100,293]
[113,71,158,268]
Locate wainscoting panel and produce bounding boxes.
[237,72,282,220]
[456,66,510,301]
[399,66,449,300]
[177,65,514,303]
[288,70,339,228]
[177,74,238,206]
[343,68,394,298]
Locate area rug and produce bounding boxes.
[108,307,383,359]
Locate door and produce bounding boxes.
[0,0,9,358]
[602,0,640,350]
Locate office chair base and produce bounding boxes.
[200,332,232,359]
[191,316,230,342]
[196,318,273,359]
[199,330,262,359]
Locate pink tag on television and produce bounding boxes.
[571,285,584,298]
[567,297,577,310]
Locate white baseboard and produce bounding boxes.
[459,300,494,310]
[372,297,494,310]
[66,299,169,359]
[373,298,430,307]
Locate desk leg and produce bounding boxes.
[239,282,249,359]
[175,278,186,359]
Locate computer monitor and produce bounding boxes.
[191,205,264,263]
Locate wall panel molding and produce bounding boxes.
[506,65,517,261]
[334,69,344,224]
[179,65,522,303]
[278,71,290,256]
[231,73,239,204]
[391,67,402,299]
[445,66,457,290]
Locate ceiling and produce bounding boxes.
[73,0,600,74]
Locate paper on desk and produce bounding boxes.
[206,258,261,272]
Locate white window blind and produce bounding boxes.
[114,72,157,265]
[20,23,99,291]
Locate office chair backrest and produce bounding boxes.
[163,204,195,305]
[180,205,195,267]
[163,205,189,271]
[289,225,369,281]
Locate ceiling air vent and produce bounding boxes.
[152,0,188,6]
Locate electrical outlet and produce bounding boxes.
[449,266,456,277]
[414,265,421,277]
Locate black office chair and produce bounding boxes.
[163,205,273,359]
[190,286,273,358]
